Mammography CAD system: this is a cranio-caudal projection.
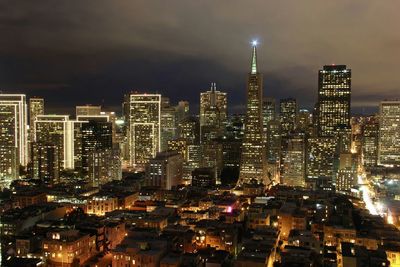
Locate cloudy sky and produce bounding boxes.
[0,0,399,114]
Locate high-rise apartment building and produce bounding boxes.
[128,93,161,168]
[0,94,27,182]
[200,83,227,143]
[238,43,267,185]
[378,100,400,166]
[31,142,59,184]
[279,98,297,137]
[317,65,351,137]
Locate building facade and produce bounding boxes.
[128,93,161,168]
[317,65,351,137]
[378,100,400,166]
[145,151,183,190]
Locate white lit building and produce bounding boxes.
[128,93,161,169]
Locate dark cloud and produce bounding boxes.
[0,0,399,115]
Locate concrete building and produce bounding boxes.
[145,151,183,190]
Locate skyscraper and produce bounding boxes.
[34,115,75,169]
[160,99,177,151]
[81,120,113,174]
[0,94,28,179]
[317,65,351,137]
[378,100,400,166]
[266,119,281,163]
[200,83,227,143]
[281,133,306,187]
[29,97,44,135]
[238,42,266,185]
[128,93,161,168]
[362,118,379,167]
[31,142,59,184]
[279,98,297,137]
[306,137,336,186]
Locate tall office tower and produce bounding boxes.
[29,97,44,137]
[238,43,267,185]
[281,133,306,187]
[266,120,281,163]
[31,142,59,184]
[35,115,75,169]
[145,151,183,190]
[0,94,28,170]
[378,100,400,166]
[161,100,177,151]
[178,116,200,144]
[362,118,379,167]
[175,100,190,125]
[76,105,101,116]
[296,109,312,132]
[128,93,161,168]
[88,147,122,187]
[200,83,227,143]
[306,137,336,187]
[263,97,276,126]
[279,98,297,137]
[81,120,113,174]
[317,65,351,137]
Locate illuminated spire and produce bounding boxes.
[251,40,258,74]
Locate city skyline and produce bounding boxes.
[1,2,400,266]
[1,1,400,114]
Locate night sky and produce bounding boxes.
[1,1,399,115]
